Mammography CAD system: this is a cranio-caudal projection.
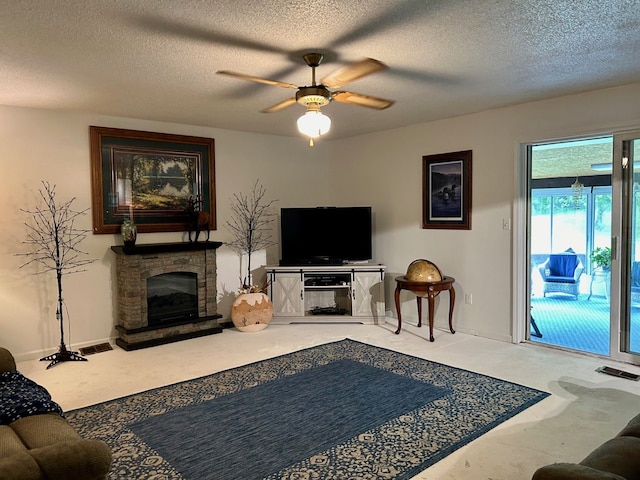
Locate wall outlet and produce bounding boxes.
[465,293,473,305]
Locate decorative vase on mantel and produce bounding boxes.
[121,218,137,247]
[230,292,273,332]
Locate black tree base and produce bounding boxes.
[40,344,87,369]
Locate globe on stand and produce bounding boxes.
[405,259,443,297]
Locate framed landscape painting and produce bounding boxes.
[422,150,472,230]
[90,126,216,234]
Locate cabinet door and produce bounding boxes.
[353,271,385,319]
[271,273,304,316]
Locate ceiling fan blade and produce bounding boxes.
[133,16,289,55]
[261,97,297,113]
[321,58,388,89]
[328,2,438,49]
[332,91,394,110]
[217,71,298,89]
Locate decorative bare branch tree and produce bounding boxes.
[225,180,277,290]
[17,181,95,369]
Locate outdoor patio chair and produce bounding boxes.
[538,251,584,299]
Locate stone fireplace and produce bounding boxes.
[111,242,223,351]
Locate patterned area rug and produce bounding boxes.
[66,339,549,480]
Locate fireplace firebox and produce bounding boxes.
[111,242,223,350]
[147,272,198,325]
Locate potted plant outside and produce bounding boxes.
[226,181,277,332]
[590,246,611,272]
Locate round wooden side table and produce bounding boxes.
[394,275,456,342]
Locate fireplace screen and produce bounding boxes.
[147,272,198,325]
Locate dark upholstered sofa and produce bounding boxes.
[0,347,112,480]
[532,412,640,480]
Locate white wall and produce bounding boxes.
[0,106,330,360]
[2,82,640,359]
[327,83,640,342]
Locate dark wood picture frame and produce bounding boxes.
[90,126,216,234]
[422,150,472,230]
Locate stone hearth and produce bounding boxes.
[111,242,223,351]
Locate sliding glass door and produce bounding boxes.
[525,132,640,364]
[527,138,612,355]
[617,134,640,361]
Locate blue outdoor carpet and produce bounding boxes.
[66,339,549,480]
[530,295,611,355]
[530,294,640,355]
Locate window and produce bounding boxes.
[531,187,611,273]
[530,137,613,273]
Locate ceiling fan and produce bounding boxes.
[217,53,394,144]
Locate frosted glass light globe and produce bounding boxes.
[297,110,331,138]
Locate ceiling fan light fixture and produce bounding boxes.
[590,163,613,171]
[296,86,332,107]
[217,52,393,143]
[297,104,331,139]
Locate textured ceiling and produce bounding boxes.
[1,0,639,147]
[531,138,613,180]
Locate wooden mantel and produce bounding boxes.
[111,241,223,256]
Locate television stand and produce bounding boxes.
[310,306,348,316]
[266,264,386,324]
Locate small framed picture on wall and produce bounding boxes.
[422,150,472,230]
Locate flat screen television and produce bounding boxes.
[280,206,372,266]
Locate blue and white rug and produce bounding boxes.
[66,339,549,479]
